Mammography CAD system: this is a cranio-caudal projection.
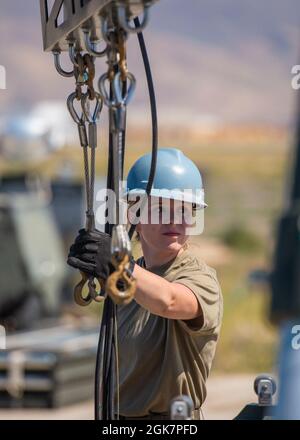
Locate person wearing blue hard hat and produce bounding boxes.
[68,147,223,420]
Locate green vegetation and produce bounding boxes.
[219,224,263,253]
[212,253,278,373]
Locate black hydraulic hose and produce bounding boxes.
[94,299,108,419]
[104,80,127,420]
[95,76,124,420]
[107,307,116,419]
[103,300,115,419]
[94,101,115,421]
[128,17,158,239]
[103,80,128,421]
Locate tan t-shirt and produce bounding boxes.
[117,244,223,417]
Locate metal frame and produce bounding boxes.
[40,0,156,52]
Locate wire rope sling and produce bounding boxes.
[40,0,158,420]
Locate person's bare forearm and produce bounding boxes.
[132,264,174,315]
[132,264,201,320]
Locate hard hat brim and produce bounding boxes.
[125,188,207,209]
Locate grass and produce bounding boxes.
[201,151,283,373]
[212,252,278,373]
[218,224,263,253]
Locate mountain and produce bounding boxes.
[0,0,299,125]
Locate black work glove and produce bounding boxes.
[67,228,114,281]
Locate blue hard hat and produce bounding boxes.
[126,148,207,208]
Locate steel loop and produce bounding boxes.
[98,72,114,107]
[112,71,136,106]
[81,92,103,123]
[83,29,108,57]
[98,71,136,108]
[117,3,150,34]
[53,50,74,77]
[68,43,79,67]
[67,92,83,124]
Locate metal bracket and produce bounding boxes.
[40,0,157,52]
[170,395,194,420]
[254,374,277,406]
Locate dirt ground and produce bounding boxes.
[0,374,265,420]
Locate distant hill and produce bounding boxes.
[0,0,299,125]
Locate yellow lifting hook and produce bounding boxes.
[106,254,136,306]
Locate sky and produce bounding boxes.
[0,0,299,126]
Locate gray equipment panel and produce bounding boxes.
[0,325,99,408]
[0,192,66,319]
[0,204,29,309]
